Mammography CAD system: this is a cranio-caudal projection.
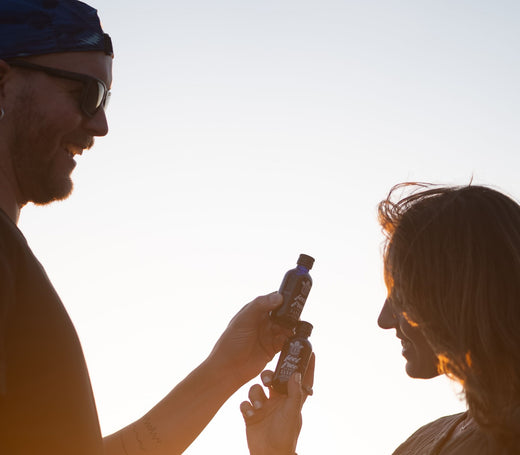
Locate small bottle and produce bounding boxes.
[272,321,313,394]
[270,253,314,328]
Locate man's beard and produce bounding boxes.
[10,92,74,206]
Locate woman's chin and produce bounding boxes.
[405,359,440,379]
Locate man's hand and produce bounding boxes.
[240,354,315,455]
[104,292,295,455]
[207,292,292,387]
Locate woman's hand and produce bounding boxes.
[240,354,315,455]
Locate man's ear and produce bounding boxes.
[0,60,12,99]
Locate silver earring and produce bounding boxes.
[0,108,4,120]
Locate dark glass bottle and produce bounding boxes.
[270,254,314,328]
[272,321,313,394]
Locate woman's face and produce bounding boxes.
[378,297,440,379]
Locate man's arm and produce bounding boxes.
[103,292,289,455]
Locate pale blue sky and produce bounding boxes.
[19,1,520,453]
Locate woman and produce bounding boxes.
[242,183,520,454]
[377,183,520,453]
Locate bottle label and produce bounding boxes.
[277,340,304,379]
[287,279,312,318]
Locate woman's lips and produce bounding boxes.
[401,338,412,356]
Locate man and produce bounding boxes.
[0,1,310,454]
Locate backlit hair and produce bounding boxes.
[378,183,520,450]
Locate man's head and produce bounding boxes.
[0,0,113,207]
[0,0,113,60]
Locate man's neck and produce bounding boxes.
[0,163,22,224]
[0,149,22,224]
[0,190,21,224]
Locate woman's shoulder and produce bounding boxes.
[392,412,468,454]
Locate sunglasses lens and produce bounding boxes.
[104,90,111,110]
[96,81,105,108]
[83,80,107,116]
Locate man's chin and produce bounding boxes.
[28,180,74,206]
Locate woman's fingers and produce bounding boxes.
[248,383,268,410]
[260,370,274,388]
[302,353,315,402]
[241,354,316,422]
[240,400,255,419]
[240,382,270,421]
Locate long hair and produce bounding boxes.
[378,183,520,449]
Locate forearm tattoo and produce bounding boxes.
[143,416,162,446]
[132,425,147,452]
[128,416,163,452]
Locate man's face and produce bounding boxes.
[378,296,440,379]
[5,51,112,205]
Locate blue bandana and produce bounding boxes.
[0,0,113,60]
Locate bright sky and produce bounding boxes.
[18,1,520,453]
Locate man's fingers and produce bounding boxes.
[227,292,282,330]
[258,292,283,312]
[251,292,283,315]
[233,292,283,323]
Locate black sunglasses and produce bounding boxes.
[7,60,110,118]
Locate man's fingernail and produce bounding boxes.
[246,409,255,417]
[294,373,302,384]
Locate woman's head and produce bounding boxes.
[378,183,520,446]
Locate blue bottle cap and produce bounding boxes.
[295,321,313,337]
[297,254,315,270]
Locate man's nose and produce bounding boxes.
[83,108,109,137]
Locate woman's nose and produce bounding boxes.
[378,298,397,329]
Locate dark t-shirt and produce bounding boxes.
[0,209,103,454]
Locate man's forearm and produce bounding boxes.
[103,356,240,455]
